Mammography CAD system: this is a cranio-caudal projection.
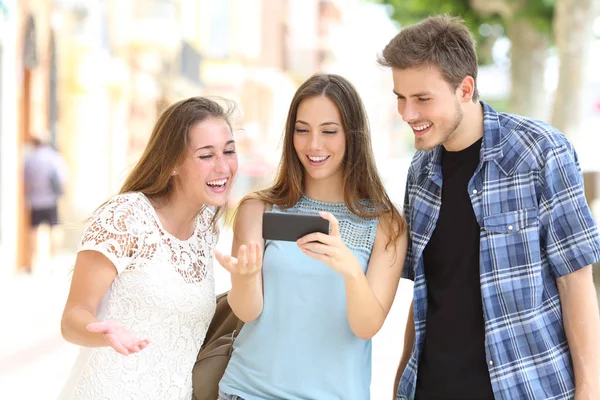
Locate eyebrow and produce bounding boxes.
[296,120,340,127]
[196,140,235,151]
[393,90,433,98]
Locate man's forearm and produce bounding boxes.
[557,265,600,395]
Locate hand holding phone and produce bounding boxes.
[297,211,363,278]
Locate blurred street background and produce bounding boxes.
[0,0,599,399]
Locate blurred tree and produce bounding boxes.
[551,0,599,137]
[378,0,555,119]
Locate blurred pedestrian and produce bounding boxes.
[23,134,67,272]
[379,14,600,400]
[215,73,408,400]
[58,97,239,400]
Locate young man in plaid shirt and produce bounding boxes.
[379,15,600,400]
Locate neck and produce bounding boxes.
[303,174,345,203]
[443,100,484,152]
[151,190,203,240]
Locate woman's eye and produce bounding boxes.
[198,155,213,160]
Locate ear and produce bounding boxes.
[458,76,475,103]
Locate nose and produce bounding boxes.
[214,154,229,174]
[309,132,322,151]
[399,102,419,123]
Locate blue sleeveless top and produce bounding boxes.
[219,195,379,400]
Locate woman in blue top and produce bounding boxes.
[215,73,408,400]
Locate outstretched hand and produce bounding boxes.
[86,320,150,356]
[214,242,263,279]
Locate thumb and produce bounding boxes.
[86,322,110,334]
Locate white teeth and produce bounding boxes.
[413,123,432,131]
[308,156,328,162]
[207,179,227,186]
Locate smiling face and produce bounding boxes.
[173,117,238,207]
[392,65,465,151]
[293,95,346,186]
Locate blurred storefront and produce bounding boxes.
[0,0,402,274]
[0,0,19,277]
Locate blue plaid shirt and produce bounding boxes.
[397,102,600,400]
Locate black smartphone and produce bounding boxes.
[262,211,330,242]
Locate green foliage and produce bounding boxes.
[378,0,493,35]
[517,0,556,34]
[376,0,502,64]
[376,0,556,48]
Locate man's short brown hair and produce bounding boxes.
[378,14,479,101]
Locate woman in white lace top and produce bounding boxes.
[58,97,238,400]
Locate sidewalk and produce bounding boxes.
[0,253,80,400]
[0,229,412,399]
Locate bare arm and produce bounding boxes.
[393,299,415,399]
[299,212,407,339]
[557,265,600,399]
[343,215,408,340]
[223,198,265,322]
[61,251,121,345]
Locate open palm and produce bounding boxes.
[87,320,150,356]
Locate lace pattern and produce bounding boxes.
[59,192,217,400]
[78,192,216,283]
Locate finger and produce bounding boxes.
[300,247,329,263]
[298,232,334,246]
[256,242,264,262]
[86,322,110,334]
[319,211,339,236]
[215,253,238,274]
[237,245,248,274]
[213,250,228,267]
[247,242,257,271]
[110,340,130,356]
[127,343,142,353]
[300,242,331,256]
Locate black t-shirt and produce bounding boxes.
[415,138,494,400]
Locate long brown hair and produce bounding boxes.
[249,73,405,248]
[120,96,235,227]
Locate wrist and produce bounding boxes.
[231,273,260,285]
[343,262,364,281]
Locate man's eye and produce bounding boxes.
[418,98,431,102]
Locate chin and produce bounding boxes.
[202,192,230,207]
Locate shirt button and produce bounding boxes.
[424,230,429,235]
[508,225,514,231]
[472,189,478,194]
[489,360,494,366]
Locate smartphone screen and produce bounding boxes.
[262,212,330,242]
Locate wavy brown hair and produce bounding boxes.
[119,96,235,228]
[247,73,405,248]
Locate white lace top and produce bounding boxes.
[58,192,217,400]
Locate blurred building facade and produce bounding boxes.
[0,0,404,274]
